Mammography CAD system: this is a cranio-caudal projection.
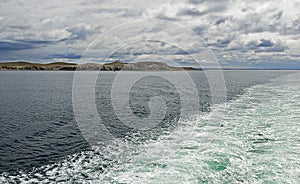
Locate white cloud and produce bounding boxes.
[0,0,299,67]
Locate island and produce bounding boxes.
[0,61,196,71]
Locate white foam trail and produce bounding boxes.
[100,72,300,183]
[1,72,299,183]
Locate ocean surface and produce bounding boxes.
[0,70,299,183]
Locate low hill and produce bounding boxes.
[0,62,77,71]
[0,61,195,71]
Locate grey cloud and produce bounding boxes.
[8,25,31,30]
[255,45,286,53]
[192,25,207,35]
[225,38,287,54]
[256,39,274,47]
[67,25,91,41]
[178,4,227,16]
[187,0,228,5]
[178,8,207,16]
[217,38,232,47]
[17,40,54,44]
[215,18,226,25]
[0,41,36,50]
[151,13,179,21]
[187,0,204,5]
[280,17,300,35]
[51,53,82,59]
[0,0,299,68]
[246,39,286,53]
[110,40,188,58]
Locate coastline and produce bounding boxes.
[0,61,195,71]
[1,61,299,71]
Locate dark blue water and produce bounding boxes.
[0,70,292,175]
[0,72,89,173]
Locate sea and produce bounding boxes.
[0,70,299,183]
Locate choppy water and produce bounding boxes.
[101,72,300,183]
[0,70,299,183]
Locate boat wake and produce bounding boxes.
[1,72,299,183]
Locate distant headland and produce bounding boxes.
[1,61,298,71]
[0,60,195,71]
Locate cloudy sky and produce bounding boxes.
[0,0,299,68]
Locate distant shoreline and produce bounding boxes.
[0,61,299,71]
[0,61,195,71]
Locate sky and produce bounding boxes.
[0,0,299,68]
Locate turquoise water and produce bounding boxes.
[0,71,299,183]
[100,72,300,183]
